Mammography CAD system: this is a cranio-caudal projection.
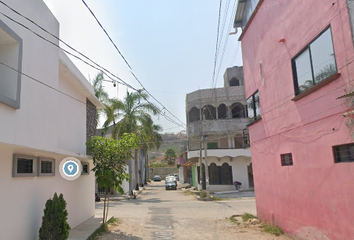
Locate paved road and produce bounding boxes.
[95,181,260,239]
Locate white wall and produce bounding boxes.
[0,144,95,240]
[57,71,86,154]
[0,1,99,239]
[0,0,59,152]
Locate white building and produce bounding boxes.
[186,66,253,192]
[0,0,103,239]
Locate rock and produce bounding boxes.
[247,219,260,225]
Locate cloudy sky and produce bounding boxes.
[43,0,243,133]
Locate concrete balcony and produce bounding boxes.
[186,86,246,108]
[187,148,251,159]
[187,118,250,137]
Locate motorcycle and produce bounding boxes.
[95,193,101,202]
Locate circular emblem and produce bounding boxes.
[59,157,82,181]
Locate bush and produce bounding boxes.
[39,193,71,240]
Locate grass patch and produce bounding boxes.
[229,215,240,225]
[182,190,195,196]
[87,217,119,240]
[241,213,257,222]
[262,223,284,236]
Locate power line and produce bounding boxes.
[81,0,132,70]
[81,1,186,129]
[0,61,86,105]
[0,3,185,129]
[211,0,223,89]
[0,1,134,90]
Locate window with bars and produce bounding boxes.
[39,158,55,176]
[333,143,354,163]
[13,155,37,177]
[281,153,293,166]
[81,162,89,175]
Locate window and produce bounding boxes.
[0,20,23,109]
[333,143,354,163]
[292,27,337,96]
[208,162,233,185]
[81,162,89,175]
[247,91,261,121]
[220,163,233,184]
[230,77,240,86]
[13,155,37,177]
[39,158,55,176]
[281,153,293,166]
[207,142,218,149]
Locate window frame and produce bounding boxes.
[81,162,89,175]
[38,157,55,176]
[247,90,261,122]
[333,143,354,163]
[292,26,337,97]
[0,20,23,109]
[280,153,293,166]
[13,154,37,177]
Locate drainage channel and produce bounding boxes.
[147,207,174,240]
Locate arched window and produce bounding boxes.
[230,78,240,86]
[221,163,232,184]
[188,107,200,123]
[231,103,244,118]
[218,104,227,119]
[202,105,216,120]
[209,163,219,184]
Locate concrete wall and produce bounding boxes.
[0,0,100,238]
[240,0,354,239]
[0,144,95,240]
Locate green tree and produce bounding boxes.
[86,134,138,223]
[39,193,70,240]
[137,114,163,151]
[92,71,109,128]
[165,148,177,165]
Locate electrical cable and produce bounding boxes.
[0,3,185,130]
[0,61,86,105]
[80,0,186,128]
[81,0,132,70]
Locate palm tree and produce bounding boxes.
[137,115,163,184]
[104,91,160,190]
[92,71,108,102]
[102,98,124,138]
[137,114,163,151]
[92,71,109,128]
[113,91,159,139]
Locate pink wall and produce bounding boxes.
[241,0,354,239]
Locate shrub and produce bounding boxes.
[39,193,71,240]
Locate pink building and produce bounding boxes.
[234,0,354,239]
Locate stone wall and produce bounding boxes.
[86,98,97,153]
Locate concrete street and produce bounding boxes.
[90,181,291,239]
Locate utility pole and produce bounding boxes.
[198,120,203,191]
[203,134,210,198]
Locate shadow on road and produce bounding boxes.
[102,229,143,240]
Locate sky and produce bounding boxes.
[42,0,243,133]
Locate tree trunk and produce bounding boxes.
[103,188,107,224]
[106,191,110,223]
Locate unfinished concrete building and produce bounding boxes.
[185,66,253,192]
